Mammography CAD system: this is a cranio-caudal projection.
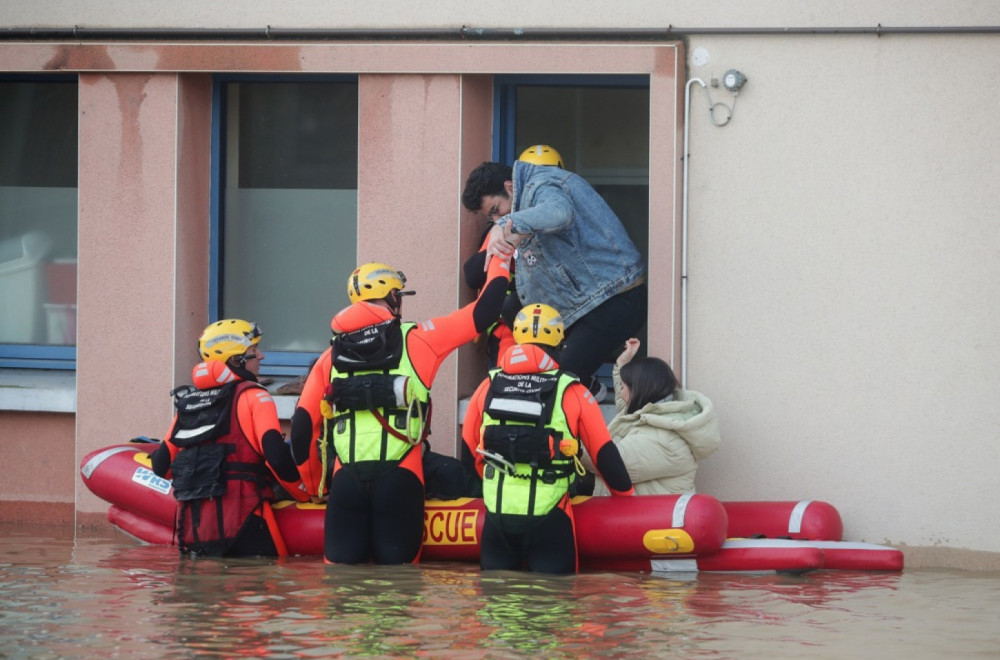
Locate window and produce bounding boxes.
[495,75,651,363]
[214,77,358,376]
[0,77,78,369]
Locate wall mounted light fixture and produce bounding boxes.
[722,69,748,93]
[700,69,748,126]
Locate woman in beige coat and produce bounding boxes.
[590,338,721,496]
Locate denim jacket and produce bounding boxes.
[504,161,646,327]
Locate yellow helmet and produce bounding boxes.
[518,144,564,168]
[347,262,409,304]
[513,303,565,347]
[198,319,262,363]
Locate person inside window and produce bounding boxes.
[289,257,511,565]
[150,319,309,557]
[462,303,633,574]
[462,145,566,370]
[587,338,721,496]
[461,155,647,402]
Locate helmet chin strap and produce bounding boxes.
[386,289,415,318]
[229,355,258,382]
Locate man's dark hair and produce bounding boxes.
[462,162,513,211]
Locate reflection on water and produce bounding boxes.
[2,525,999,658]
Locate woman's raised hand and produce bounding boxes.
[616,338,640,367]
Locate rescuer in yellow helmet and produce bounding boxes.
[150,319,310,557]
[289,254,513,566]
[461,303,634,574]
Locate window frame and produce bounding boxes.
[492,73,652,383]
[0,73,78,370]
[210,73,359,377]
[492,74,650,164]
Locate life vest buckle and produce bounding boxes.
[476,447,517,476]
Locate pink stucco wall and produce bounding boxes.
[0,412,75,524]
[75,72,213,516]
[456,75,498,400]
[0,40,682,522]
[357,73,471,456]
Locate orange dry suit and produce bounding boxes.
[462,342,633,572]
[463,230,518,367]
[153,360,307,557]
[291,255,512,498]
[289,255,511,564]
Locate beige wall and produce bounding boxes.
[3,1,998,31]
[681,33,1000,560]
[1,1,998,566]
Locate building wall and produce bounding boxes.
[0,412,75,524]
[1,2,998,568]
[0,40,685,519]
[681,33,1000,570]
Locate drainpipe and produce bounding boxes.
[1,25,999,41]
[681,78,706,390]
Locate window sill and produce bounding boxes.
[273,395,296,421]
[0,375,614,422]
[0,369,76,413]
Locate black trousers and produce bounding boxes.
[324,464,425,564]
[480,506,577,574]
[558,283,648,387]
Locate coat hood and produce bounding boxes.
[610,389,720,461]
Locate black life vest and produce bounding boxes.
[318,320,430,483]
[168,380,272,556]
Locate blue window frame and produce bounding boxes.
[211,75,359,377]
[0,75,78,370]
[493,74,652,379]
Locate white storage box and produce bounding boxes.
[0,232,53,344]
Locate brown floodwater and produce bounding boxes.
[2,524,998,659]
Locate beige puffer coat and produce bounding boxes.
[591,365,721,496]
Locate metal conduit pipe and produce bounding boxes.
[1,25,1000,41]
[681,77,707,389]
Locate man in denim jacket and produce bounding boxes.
[462,160,647,399]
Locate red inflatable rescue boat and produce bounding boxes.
[80,442,903,572]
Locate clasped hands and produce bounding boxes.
[484,218,524,266]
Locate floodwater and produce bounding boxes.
[2,525,999,659]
